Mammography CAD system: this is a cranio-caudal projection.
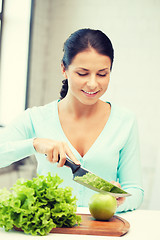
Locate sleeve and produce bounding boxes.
[116,116,144,212]
[0,109,37,168]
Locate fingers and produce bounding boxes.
[44,140,80,168]
[57,145,67,167]
[110,180,121,188]
[57,143,80,167]
[110,180,126,207]
[53,148,59,163]
[45,151,53,163]
[116,197,126,207]
[65,144,80,165]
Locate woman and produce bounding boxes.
[0,28,144,211]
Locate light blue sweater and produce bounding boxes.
[0,100,144,212]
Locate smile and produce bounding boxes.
[82,90,99,95]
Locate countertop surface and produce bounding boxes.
[0,208,159,240]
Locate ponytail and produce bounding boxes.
[60,79,68,99]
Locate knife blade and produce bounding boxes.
[59,156,131,198]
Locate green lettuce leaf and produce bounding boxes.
[0,173,81,236]
[74,172,128,194]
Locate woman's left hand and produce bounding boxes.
[110,181,126,207]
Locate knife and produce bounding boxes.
[58,156,131,198]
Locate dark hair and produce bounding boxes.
[60,28,114,99]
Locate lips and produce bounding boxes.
[81,90,100,97]
[82,90,99,94]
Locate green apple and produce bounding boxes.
[88,193,117,220]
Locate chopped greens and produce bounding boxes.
[74,172,128,194]
[0,173,81,236]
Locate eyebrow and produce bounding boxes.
[77,67,109,71]
[77,68,89,71]
[98,68,110,72]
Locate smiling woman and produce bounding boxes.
[0,28,144,212]
[61,49,111,105]
[60,28,113,101]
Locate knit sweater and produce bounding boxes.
[0,100,144,212]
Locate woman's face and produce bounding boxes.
[62,48,111,105]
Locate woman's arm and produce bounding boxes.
[116,117,144,212]
[0,108,80,168]
[0,109,36,168]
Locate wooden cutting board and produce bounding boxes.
[14,214,130,237]
[50,214,130,237]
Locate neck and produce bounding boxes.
[59,95,101,119]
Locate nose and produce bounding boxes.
[86,75,98,90]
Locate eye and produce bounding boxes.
[77,72,88,76]
[97,73,107,77]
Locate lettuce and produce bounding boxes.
[0,173,81,236]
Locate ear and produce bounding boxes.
[61,62,68,79]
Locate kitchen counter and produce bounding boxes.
[0,208,159,240]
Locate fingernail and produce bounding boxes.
[57,163,60,168]
[53,159,58,163]
[76,161,80,165]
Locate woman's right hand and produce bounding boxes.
[33,138,80,167]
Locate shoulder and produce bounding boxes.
[110,102,136,122]
[108,103,139,145]
[109,102,137,131]
[28,100,57,113]
[25,100,58,122]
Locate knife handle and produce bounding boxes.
[58,155,81,174]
